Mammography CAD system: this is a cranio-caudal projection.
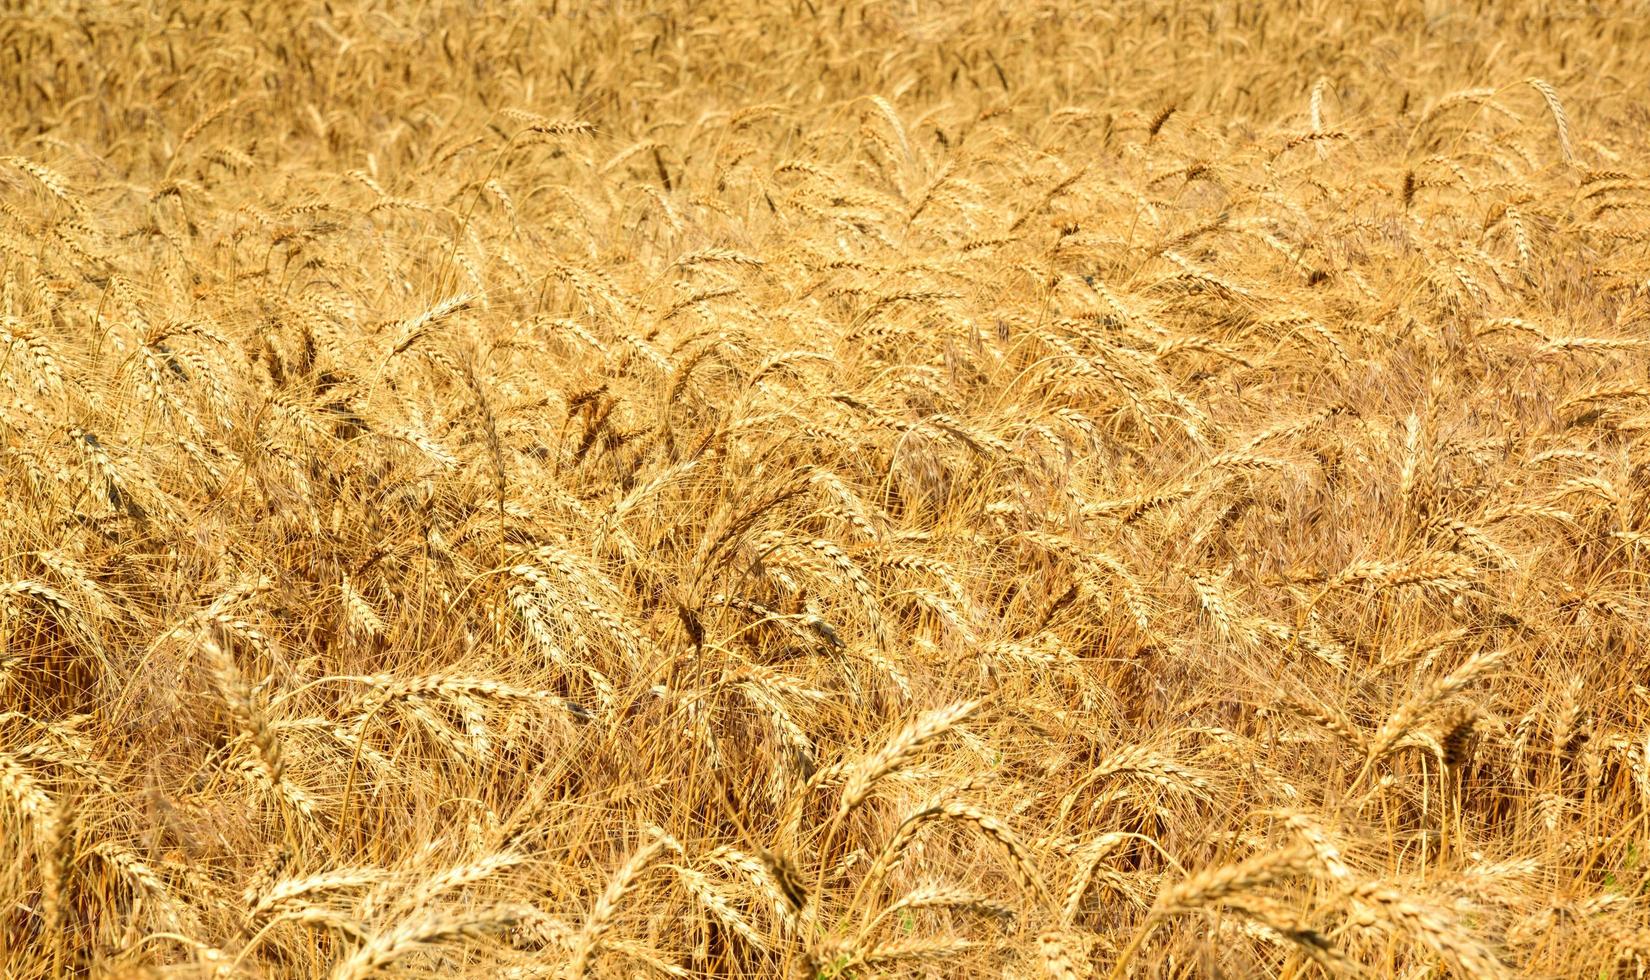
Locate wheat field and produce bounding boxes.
[3,2,1650,977]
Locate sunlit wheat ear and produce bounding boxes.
[566,828,682,978]
[1039,928,1097,979]
[199,632,314,818]
[672,863,766,950]
[1524,78,1573,162]
[375,850,527,918]
[1280,697,1367,753]
[1107,845,1320,977]
[1152,845,1317,914]
[700,845,804,927]
[1347,881,1512,979]
[854,935,982,969]
[240,841,290,908]
[861,882,1014,940]
[874,800,1049,904]
[1273,810,1352,881]
[251,867,388,920]
[0,749,61,938]
[1061,831,1175,925]
[1054,744,1212,829]
[836,700,980,817]
[330,906,530,980]
[2,155,85,214]
[93,841,199,940]
[1358,649,1506,787]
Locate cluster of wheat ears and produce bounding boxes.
[3,2,1650,977]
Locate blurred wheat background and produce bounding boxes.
[4,2,1650,977]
